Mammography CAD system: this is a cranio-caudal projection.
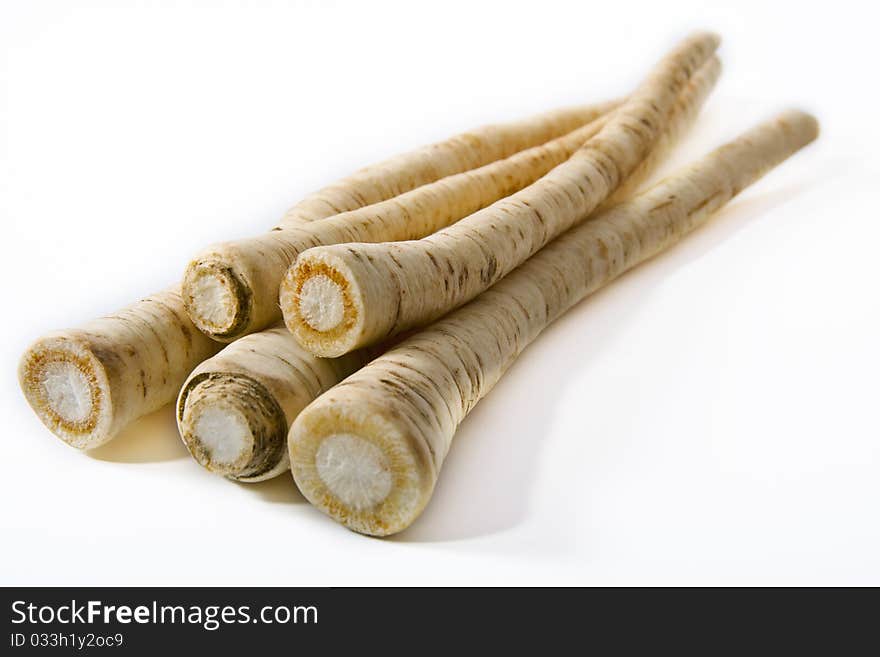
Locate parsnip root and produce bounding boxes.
[184,102,621,341]
[284,32,721,357]
[176,326,371,481]
[278,101,621,227]
[288,110,819,536]
[19,287,221,449]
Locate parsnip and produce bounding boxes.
[598,58,722,211]
[176,326,371,482]
[19,287,221,449]
[284,32,721,357]
[278,101,621,226]
[288,110,820,536]
[183,102,620,342]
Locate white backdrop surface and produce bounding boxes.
[2,0,878,585]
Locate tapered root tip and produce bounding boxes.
[697,30,722,48]
[182,260,249,342]
[680,30,722,55]
[289,401,434,536]
[18,338,112,449]
[178,373,289,481]
[280,253,363,358]
[780,109,820,143]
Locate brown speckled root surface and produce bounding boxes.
[19,286,221,449]
[288,110,819,536]
[276,101,621,227]
[184,102,621,342]
[286,35,722,357]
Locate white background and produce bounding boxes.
[2,0,878,586]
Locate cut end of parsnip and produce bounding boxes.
[18,337,112,449]
[315,434,394,511]
[280,252,362,358]
[183,260,248,341]
[297,274,346,333]
[178,372,287,481]
[192,406,253,470]
[289,400,433,537]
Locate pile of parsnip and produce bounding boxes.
[20,33,818,536]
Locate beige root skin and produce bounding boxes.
[277,101,620,227]
[184,105,622,342]
[176,326,370,482]
[289,110,819,536]
[286,39,722,357]
[599,55,720,209]
[19,287,221,449]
